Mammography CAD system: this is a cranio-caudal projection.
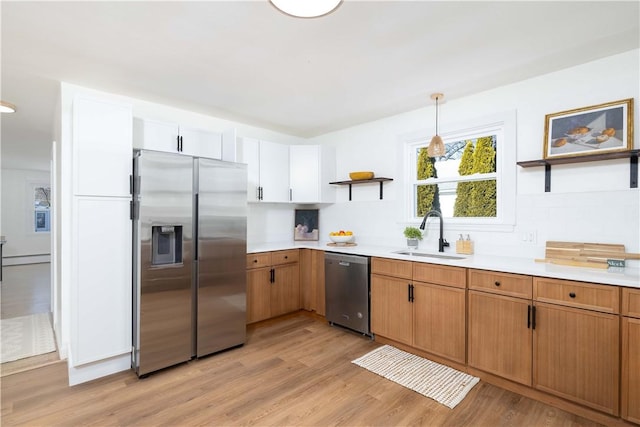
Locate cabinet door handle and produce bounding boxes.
[569,292,576,298]
[494,281,501,287]
[253,259,258,263]
[527,305,531,329]
[410,284,415,302]
[531,305,536,330]
[180,135,184,152]
[289,188,292,201]
[407,284,411,302]
[284,256,288,259]
[176,135,180,152]
[270,268,275,284]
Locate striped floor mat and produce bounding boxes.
[352,345,479,409]
[1,313,56,363]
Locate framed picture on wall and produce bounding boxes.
[543,98,634,159]
[294,209,319,241]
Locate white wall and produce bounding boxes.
[305,50,639,265]
[0,168,51,259]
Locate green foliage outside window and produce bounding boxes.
[453,142,474,217]
[469,137,496,216]
[416,148,440,217]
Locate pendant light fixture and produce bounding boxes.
[269,0,342,18]
[427,93,445,157]
[0,101,17,113]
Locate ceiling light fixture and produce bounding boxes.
[269,0,342,18]
[0,101,17,113]
[427,93,445,157]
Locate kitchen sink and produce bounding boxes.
[393,250,467,260]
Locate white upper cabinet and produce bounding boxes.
[241,138,290,203]
[133,118,222,159]
[73,96,132,197]
[290,145,335,203]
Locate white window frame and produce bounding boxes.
[402,110,516,231]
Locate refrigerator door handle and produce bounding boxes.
[194,193,199,260]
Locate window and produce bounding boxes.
[404,111,515,228]
[34,185,51,232]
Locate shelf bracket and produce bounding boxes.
[545,164,551,192]
[631,156,638,188]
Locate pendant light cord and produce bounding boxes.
[435,96,439,135]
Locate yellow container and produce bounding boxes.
[349,171,374,181]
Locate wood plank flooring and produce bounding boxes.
[1,312,603,426]
[1,263,59,376]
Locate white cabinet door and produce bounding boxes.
[133,118,180,152]
[290,145,335,203]
[290,145,319,203]
[241,137,261,201]
[180,126,222,159]
[259,140,290,203]
[73,96,132,197]
[71,197,132,365]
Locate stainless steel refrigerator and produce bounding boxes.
[132,149,247,377]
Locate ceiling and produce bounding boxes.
[1,1,639,170]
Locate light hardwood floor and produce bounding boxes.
[1,263,59,376]
[1,312,603,426]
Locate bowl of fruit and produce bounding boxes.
[329,230,354,244]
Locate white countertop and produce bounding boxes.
[248,241,640,288]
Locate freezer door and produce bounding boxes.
[133,150,194,376]
[196,158,247,357]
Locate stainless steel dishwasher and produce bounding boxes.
[325,252,372,337]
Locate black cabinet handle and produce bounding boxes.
[410,284,414,302]
[180,135,184,152]
[494,281,501,287]
[531,306,536,330]
[408,284,411,302]
[176,135,180,152]
[253,259,258,263]
[284,256,288,259]
[270,268,275,283]
[569,292,576,298]
[527,305,531,329]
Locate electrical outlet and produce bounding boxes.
[521,230,537,244]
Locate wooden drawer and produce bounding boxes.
[413,263,466,288]
[468,269,532,299]
[371,257,412,280]
[271,249,299,266]
[533,277,619,314]
[246,252,271,269]
[622,287,640,318]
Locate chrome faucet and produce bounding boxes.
[419,210,449,252]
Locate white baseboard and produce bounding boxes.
[3,254,51,265]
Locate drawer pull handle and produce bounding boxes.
[494,281,501,287]
[284,256,288,259]
[569,292,576,298]
[253,259,258,263]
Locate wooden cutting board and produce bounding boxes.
[540,241,640,267]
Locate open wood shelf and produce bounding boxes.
[517,150,639,192]
[329,177,393,200]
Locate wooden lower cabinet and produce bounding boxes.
[533,302,619,416]
[468,290,532,386]
[246,250,300,324]
[300,249,326,316]
[413,281,465,363]
[371,258,466,364]
[622,287,640,423]
[247,267,272,323]
[370,273,413,345]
